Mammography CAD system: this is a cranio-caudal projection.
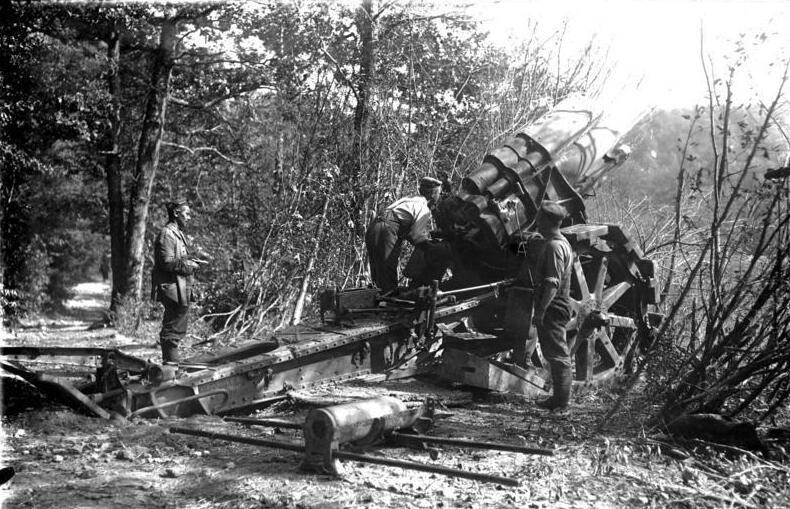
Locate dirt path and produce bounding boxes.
[1,282,788,508]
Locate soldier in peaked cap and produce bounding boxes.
[151,198,210,364]
[530,200,574,413]
[365,176,443,294]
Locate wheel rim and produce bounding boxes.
[567,254,639,385]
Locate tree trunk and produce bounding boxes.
[291,197,331,325]
[351,0,376,230]
[104,24,125,309]
[121,16,178,300]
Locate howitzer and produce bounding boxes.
[407,95,661,393]
[1,95,660,418]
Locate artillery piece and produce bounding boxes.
[406,95,661,393]
[1,96,660,418]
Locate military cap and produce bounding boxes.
[166,197,188,214]
[418,176,442,189]
[538,201,567,223]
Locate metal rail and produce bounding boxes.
[130,389,230,417]
[224,417,302,430]
[390,432,554,456]
[222,418,551,455]
[436,278,516,297]
[169,426,520,487]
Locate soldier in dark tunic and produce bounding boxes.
[151,199,203,364]
[531,201,574,412]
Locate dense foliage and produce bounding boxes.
[0,1,600,331]
[3,1,788,424]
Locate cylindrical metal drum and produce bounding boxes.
[462,162,500,194]
[303,396,413,446]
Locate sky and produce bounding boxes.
[468,0,790,110]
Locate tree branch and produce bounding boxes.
[161,141,245,165]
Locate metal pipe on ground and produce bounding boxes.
[390,432,554,456]
[224,417,302,430]
[223,418,552,456]
[169,426,520,487]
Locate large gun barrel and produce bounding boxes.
[434,96,640,276]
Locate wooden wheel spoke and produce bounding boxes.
[586,328,596,381]
[572,257,590,300]
[570,326,593,356]
[602,282,632,310]
[594,258,608,301]
[619,329,638,366]
[597,328,621,366]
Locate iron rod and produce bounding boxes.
[436,278,515,297]
[334,449,520,486]
[224,417,302,430]
[390,432,554,456]
[170,426,304,452]
[130,389,229,417]
[169,427,520,486]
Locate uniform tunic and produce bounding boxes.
[152,221,195,358]
[534,232,573,367]
[365,196,433,292]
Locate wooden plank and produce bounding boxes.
[561,224,608,243]
[490,359,550,389]
[608,314,637,329]
[37,373,112,419]
[440,348,548,396]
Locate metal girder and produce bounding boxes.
[95,294,499,418]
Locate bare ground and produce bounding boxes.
[1,281,788,508]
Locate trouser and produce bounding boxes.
[160,297,189,363]
[365,217,403,293]
[537,305,572,406]
[537,306,571,368]
[504,286,537,368]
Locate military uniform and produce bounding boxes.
[530,201,574,411]
[152,221,195,363]
[365,177,441,293]
[534,232,573,369]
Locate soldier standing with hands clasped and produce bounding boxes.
[151,198,210,365]
[530,201,574,413]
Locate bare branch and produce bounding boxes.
[161,141,245,165]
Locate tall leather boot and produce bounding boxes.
[536,363,559,409]
[553,364,572,410]
[161,341,180,365]
[537,364,572,411]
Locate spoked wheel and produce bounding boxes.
[566,251,642,385]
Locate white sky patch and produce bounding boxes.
[469,0,790,109]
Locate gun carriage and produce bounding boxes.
[1,96,660,421]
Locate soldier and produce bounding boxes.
[531,201,574,412]
[365,176,442,294]
[151,198,208,364]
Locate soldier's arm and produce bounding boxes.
[156,230,196,275]
[534,286,558,323]
[533,240,563,322]
[408,203,433,246]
